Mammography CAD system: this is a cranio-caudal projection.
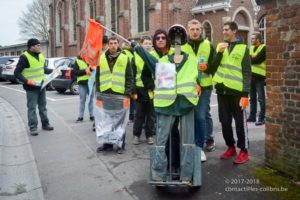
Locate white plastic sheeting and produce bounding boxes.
[94,93,129,148]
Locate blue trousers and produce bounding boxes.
[194,88,213,148]
[78,84,94,118]
[249,79,265,121]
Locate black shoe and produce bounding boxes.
[90,116,94,121]
[42,124,54,131]
[30,128,38,136]
[247,117,256,122]
[255,121,265,126]
[76,117,83,122]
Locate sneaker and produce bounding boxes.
[133,136,139,145]
[147,137,154,145]
[117,147,124,154]
[30,128,38,136]
[201,150,207,162]
[205,139,216,152]
[89,116,94,121]
[42,124,54,131]
[92,122,96,132]
[76,117,83,122]
[220,147,237,160]
[233,150,249,164]
[255,120,265,126]
[247,117,256,122]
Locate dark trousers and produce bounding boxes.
[133,100,155,138]
[165,117,180,169]
[26,89,49,130]
[217,94,249,150]
[249,79,265,121]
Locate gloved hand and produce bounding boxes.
[196,84,201,96]
[240,97,249,110]
[123,98,130,108]
[131,41,138,49]
[95,100,103,107]
[85,68,91,75]
[131,93,138,100]
[199,63,207,71]
[27,79,36,86]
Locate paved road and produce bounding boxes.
[0,82,278,200]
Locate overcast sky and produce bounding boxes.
[0,0,33,46]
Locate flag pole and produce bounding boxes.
[99,24,131,44]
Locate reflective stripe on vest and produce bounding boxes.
[99,53,128,94]
[76,59,90,83]
[154,55,198,107]
[21,51,45,82]
[213,43,246,92]
[250,44,266,76]
[134,52,145,87]
[181,39,212,87]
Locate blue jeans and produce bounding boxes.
[78,84,94,118]
[26,89,49,129]
[195,88,213,148]
[249,79,265,121]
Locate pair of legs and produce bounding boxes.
[78,84,94,119]
[133,100,155,139]
[194,88,214,148]
[26,89,50,130]
[249,79,265,122]
[217,94,249,150]
[151,110,195,182]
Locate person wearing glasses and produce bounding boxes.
[247,33,266,126]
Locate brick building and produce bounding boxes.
[256,0,300,180]
[48,0,261,57]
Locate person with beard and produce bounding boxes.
[182,19,215,162]
[95,36,133,154]
[14,38,54,136]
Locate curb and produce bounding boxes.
[0,97,44,200]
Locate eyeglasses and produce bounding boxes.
[155,36,166,41]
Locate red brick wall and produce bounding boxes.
[263,0,300,180]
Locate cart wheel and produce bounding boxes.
[188,186,201,192]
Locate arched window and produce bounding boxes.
[137,0,150,32]
[203,22,212,42]
[258,16,266,43]
[69,0,78,42]
[56,1,63,44]
[111,0,119,33]
[89,0,96,19]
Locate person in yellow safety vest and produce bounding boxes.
[131,36,155,145]
[247,33,266,126]
[73,56,95,124]
[122,39,135,122]
[181,19,216,162]
[211,21,251,164]
[95,36,134,154]
[142,29,181,173]
[132,24,202,184]
[14,38,54,136]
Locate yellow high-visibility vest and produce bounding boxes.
[21,51,45,82]
[250,44,266,76]
[76,59,90,83]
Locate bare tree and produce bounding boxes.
[18,0,51,41]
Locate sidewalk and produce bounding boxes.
[0,97,44,199]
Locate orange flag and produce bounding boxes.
[80,18,103,68]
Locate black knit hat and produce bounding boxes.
[27,38,41,48]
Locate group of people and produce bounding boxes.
[14,18,266,182]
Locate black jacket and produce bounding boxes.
[95,48,133,96]
[14,50,52,91]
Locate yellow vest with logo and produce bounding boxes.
[213,43,246,92]
[99,53,128,94]
[21,51,45,82]
[76,59,90,83]
[250,44,266,76]
[154,55,198,107]
[181,39,212,87]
